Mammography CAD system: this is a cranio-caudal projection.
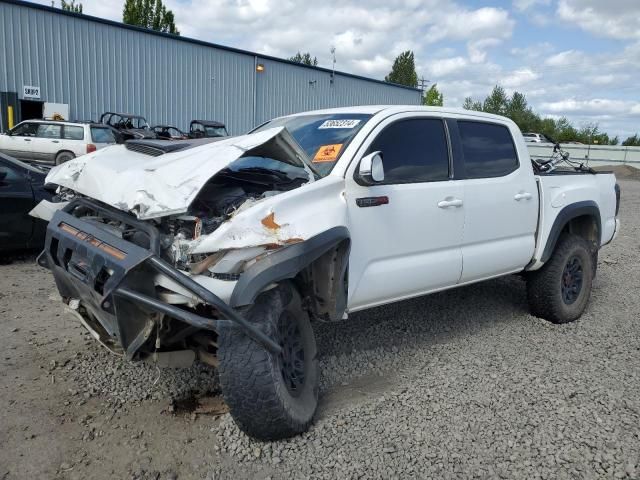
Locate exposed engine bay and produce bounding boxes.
[55,153,311,274]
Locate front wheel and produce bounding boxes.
[217,283,319,440]
[526,233,594,324]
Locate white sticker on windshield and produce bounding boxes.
[318,119,362,129]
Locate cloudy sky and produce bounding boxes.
[38,0,640,139]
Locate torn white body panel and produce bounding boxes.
[29,199,68,221]
[44,127,311,220]
[189,176,348,254]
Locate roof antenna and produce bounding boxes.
[330,46,336,85]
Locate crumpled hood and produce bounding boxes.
[45,127,312,219]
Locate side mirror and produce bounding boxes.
[357,151,384,185]
[0,170,8,183]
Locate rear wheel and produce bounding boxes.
[526,233,594,324]
[217,283,319,440]
[55,151,75,165]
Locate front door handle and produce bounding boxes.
[438,198,463,208]
[24,138,31,142]
[52,140,59,143]
[514,192,533,201]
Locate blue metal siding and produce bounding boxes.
[0,1,421,134]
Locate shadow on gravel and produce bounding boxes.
[315,274,530,358]
[0,250,39,265]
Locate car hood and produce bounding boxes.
[45,127,314,220]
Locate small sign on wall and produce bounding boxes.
[23,85,41,99]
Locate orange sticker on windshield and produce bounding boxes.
[313,144,343,162]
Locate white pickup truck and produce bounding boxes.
[34,106,620,440]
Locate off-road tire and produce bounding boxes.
[55,151,75,165]
[527,233,594,324]
[218,283,319,440]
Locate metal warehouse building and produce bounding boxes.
[0,0,421,134]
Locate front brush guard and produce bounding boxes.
[39,198,281,359]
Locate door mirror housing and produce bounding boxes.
[357,151,384,185]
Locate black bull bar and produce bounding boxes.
[38,199,281,359]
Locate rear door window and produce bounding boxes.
[63,125,85,140]
[91,127,116,143]
[367,118,450,184]
[36,124,62,139]
[457,121,518,178]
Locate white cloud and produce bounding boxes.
[502,68,540,88]
[540,99,640,115]
[468,38,501,63]
[557,0,640,40]
[426,7,514,43]
[427,57,468,77]
[544,50,587,67]
[513,0,551,11]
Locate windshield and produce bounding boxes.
[252,113,372,177]
[106,114,147,129]
[205,126,228,137]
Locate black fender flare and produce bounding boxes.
[229,226,350,307]
[540,200,601,263]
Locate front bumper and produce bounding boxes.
[39,198,281,359]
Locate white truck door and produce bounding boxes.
[454,120,539,282]
[345,115,464,310]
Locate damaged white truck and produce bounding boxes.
[34,106,620,440]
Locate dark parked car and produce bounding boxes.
[0,153,56,251]
[100,112,156,141]
[188,120,228,138]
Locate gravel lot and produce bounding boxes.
[1,174,639,479]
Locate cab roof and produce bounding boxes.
[283,105,513,123]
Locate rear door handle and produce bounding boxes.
[438,198,463,208]
[514,192,532,201]
[52,140,59,143]
[24,138,31,142]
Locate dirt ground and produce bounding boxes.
[1,169,639,479]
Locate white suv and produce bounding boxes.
[0,120,116,165]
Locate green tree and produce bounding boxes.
[622,134,640,146]
[461,85,622,144]
[423,84,443,106]
[385,51,418,88]
[505,91,540,133]
[463,96,482,111]
[52,0,83,12]
[289,52,318,66]
[482,85,509,116]
[123,0,179,35]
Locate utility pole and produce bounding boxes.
[418,77,429,93]
[330,47,336,85]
